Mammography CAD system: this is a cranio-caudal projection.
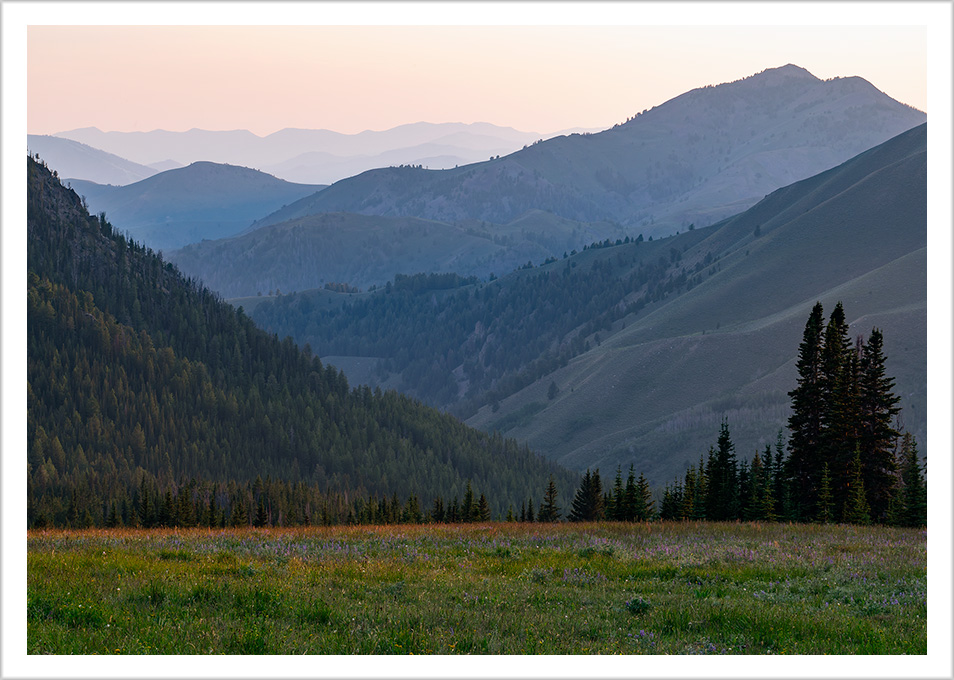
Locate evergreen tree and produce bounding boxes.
[404,494,422,524]
[857,328,902,521]
[624,465,639,521]
[816,463,834,524]
[569,470,603,521]
[431,497,445,523]
[660,481,681,520]
[476,494,491,522]
[254,495,269,527]
[680,465,697,521]
[634,472,655,521]
[842,450,871,525]
[461,481,475,523]
[898,433,927,527]
[610,466,625,521]
[538,477,561,522]
[786,302,826,520]
[705,421,739,521]
[526,497,535,523]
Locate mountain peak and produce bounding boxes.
[749,63,819,82]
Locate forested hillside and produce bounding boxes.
[27,156,576,527]
[251,230,710,413]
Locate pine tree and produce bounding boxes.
[538,477,561,522]
[431,497,445,523]
[610,466,625,521]
[568,470,603,521]
[526,497,535,523]
[857,328,902,521]
[705,421,739,521]
[898,433,927,527]
[818,304,855,472]
[786,302,826,520]
[842,450,871,525]
[476,494,491,522]
[816,463,834,524]
[624,465,639,521]
[681,465,697,520]
[461,481,475,523]
[660,481,681,520]
[635,472,655,521]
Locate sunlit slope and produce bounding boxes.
[467,124,926,483]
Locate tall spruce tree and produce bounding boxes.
[705,421,739,521]
[898,433,927,527]
[857,328,901,521]
[842,449,871,525]
[634,472,655,521]
[538,477,561,522]
[568,469,603,521]
[786,302,826,520]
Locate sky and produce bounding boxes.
[26,19,929,137]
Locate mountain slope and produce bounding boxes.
[468,123,927,482]
[250,124,926,485]
[27,134,157,185]
[27,156,576,526]
[167,210,630,298]
[67,162,326,251]
[253,65,924,238]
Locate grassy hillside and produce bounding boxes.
[252,65,924,239]
[467,124,926,482]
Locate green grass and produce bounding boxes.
[27,521,926,654]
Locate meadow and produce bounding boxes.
[27,521,926,655]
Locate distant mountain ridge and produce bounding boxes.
[252,65,925,239]
[53,122,601,185]
[27,134,158,185]
[68,162,325,251]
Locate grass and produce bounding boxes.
[27,521,926,654]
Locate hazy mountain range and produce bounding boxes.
[248,123,927,485]
[51,122,600,185]
[67,163,325,251]
[252,65,924,239]
[27,134,161,186]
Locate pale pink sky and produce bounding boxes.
[28,24,926,136]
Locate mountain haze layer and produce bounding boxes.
[67,162,325,251]
[28,134,158,185]
[54,122,600,185]
[253,65,924,239]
